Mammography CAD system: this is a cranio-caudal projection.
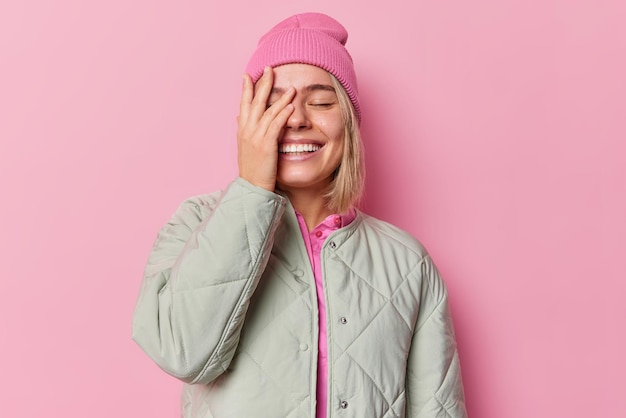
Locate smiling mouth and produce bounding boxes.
[279,143,323,154]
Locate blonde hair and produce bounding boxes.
[325,74,365,213]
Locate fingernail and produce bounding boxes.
[264,66,271,75]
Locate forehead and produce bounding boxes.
[270,63,333,90]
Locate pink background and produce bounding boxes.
[1,0,624,416]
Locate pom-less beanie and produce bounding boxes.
[245,12,360,122]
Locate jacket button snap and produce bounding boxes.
[299,343,308,351]
[340,317,347,324]
[340,401,348,409]
[329,241,337,249]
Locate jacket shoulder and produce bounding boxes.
[357,212,429,260]
[178,190,224,212]
[175,178,286,220]
[154,192,224,237]
[351,213,449,317]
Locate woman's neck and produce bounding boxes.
[280,187,332,232]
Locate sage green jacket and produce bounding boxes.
[132,178,467,417]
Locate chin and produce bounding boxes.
[277,179,318,190]
[276,174,333,192]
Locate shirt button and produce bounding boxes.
[334,217,341,227]
[299,343,308,351]
[340,401,348,409]
[329,241,337,249]
[340,317,347,324]
[315,231,323,238]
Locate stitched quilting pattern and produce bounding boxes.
[325,230,423,417]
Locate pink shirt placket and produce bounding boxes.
[295,209,356,418]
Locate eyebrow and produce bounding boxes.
[271,84,336,95]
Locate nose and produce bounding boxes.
[285,101,310,130]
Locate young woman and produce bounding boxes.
[133,12,467,418]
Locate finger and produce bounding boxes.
[249,66,274,121]
[253,87,295,139]
[262,87,295,120]
[264,103,295,141]
[239,74,253,123]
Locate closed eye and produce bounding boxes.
[310,102,335,108]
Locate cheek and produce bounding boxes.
[319,117,344,143]
[329,137,345,170]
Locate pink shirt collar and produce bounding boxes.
[295,208,357,234]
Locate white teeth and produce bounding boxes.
[279,144,321,153]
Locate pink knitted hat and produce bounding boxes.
[246,12,361,122]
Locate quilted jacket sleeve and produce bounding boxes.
[132,177,286,385]
[405,255,468,418]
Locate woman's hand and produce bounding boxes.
[237,66,295,192]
